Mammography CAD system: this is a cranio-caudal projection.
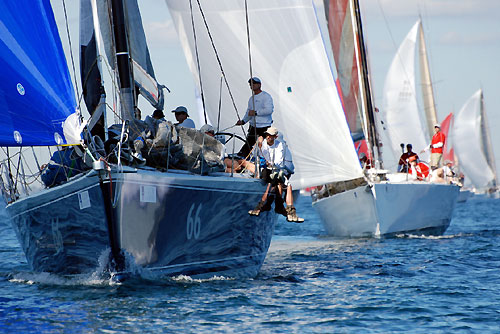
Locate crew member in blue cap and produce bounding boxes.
[235,77,274,158]
[172,106,196,128]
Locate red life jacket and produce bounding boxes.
[410,162,430,180]
[431,132,446,154]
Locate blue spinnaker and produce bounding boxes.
[0,0,78,146]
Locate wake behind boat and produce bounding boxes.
[1,0,276,279]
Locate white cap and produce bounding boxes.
[200,124,215,134]
[265,126,278,136]
[434,123,441,128]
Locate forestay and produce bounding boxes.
[0,0,80,146]
[382,21,428,161]
[165,0,362,189]
[453,90,495,190]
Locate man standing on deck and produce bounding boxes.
[421,124,445,170]
[235,77,274,159]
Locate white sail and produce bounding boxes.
[165,0,363,189]
[382,21,429,162]
[453,90,495,189]
[479,93,498,188]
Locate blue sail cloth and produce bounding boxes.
[0,0,77,146]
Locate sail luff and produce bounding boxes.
[349,1,369,147]
[453,89,495,189]
[352,0,382,164]
[325,0,364,138]
[418,21,438,140]
[479,90,498,187]
[382,21,429,162]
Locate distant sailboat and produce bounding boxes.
[2,0,276,279]
[316,1,459,236]
[453,89,498,196]
[382,20,438,161]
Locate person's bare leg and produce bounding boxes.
[261,183,270,202]
[285,184,293,206]
[283,184,304,223]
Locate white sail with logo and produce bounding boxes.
[165,0,363,189]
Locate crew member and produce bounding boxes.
[235,77,274,158]
[172,106,196,128]
[421,124,445,170]
[398,144,419,173]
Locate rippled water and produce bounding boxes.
[1,194,499,333]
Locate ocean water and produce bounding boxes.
[0,194,499,333]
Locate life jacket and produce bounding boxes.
[431,132,446,154]
[410,162,430,181]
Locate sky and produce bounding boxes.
[359,0,500,170]
[51,0,500,176]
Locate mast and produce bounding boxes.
[352,0,383,166]
[110,0,135,121]
[418,21,438,139]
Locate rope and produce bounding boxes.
[189,0,208,124]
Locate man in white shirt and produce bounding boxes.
[235,77,274,158]
[172,106,196,129]
[248,127,303,222]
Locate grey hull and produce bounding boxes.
[7,169,276,278]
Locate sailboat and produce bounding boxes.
[165,0,458,237]
[164,1,362,193]
[1,0,276,279]
[314,1,459,236]
[382,20,438,163]
[453,89,498,197]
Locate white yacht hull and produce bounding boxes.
[313,181,460,237]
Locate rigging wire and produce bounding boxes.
[61,0,82,112]
[244,0,260,178]
[217,76,223,133]
[189,0,208,124]
[194,0,243,124]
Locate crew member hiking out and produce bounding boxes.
[235,77,274,159]
[247,127,303,223]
